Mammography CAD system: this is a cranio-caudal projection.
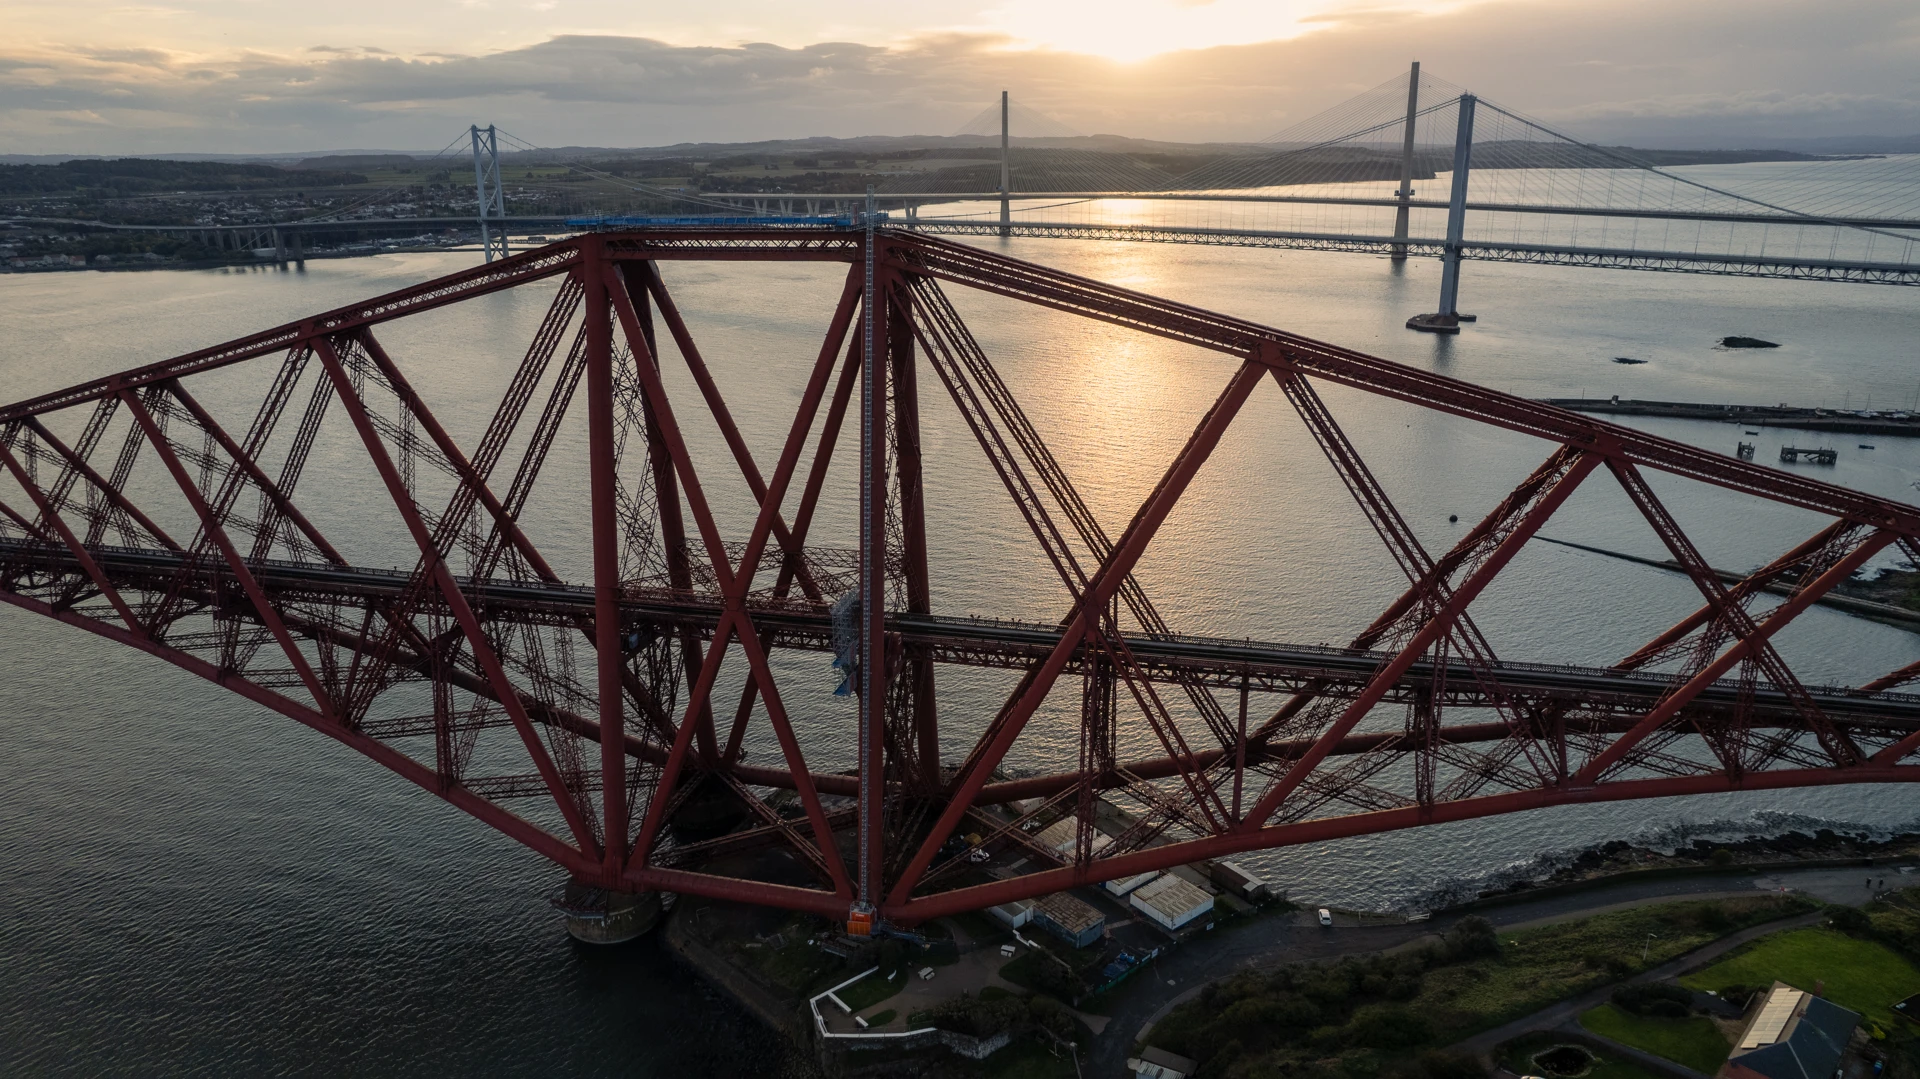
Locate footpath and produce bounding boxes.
[1451,909,1826,1076]
[1089,863,1886,1078]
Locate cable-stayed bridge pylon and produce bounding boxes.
[675,65,1920,319]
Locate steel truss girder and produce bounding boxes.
[3,226,1917,928]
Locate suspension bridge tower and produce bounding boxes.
[470,124,510,263]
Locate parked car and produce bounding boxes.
[1318,908,1333,926]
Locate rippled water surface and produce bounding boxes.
[2,235,1917,1074]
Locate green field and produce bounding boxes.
[1146,895,1811,1078]
[1580,1003,1730,1072]
[1403,895,1813,1034]
[1681,927,1920,1031]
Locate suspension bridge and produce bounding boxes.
[19,64,1920,334]
[680,68,1920,329]
[4,219,1918,935]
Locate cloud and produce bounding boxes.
[1,0,1916,153]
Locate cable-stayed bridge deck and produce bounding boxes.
[27,68,1917,298]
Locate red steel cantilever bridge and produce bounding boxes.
[3,224,1919,928]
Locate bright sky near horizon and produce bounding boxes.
[1,0,1915,154]
[8,0,1458,62]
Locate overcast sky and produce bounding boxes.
[3,0,1916,155]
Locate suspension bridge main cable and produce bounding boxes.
[490,128,762,216]
[291,130,476,224]
[1477,100,1919,246]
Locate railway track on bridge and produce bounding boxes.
[11,538,1919,729]
[4,224,1917,927]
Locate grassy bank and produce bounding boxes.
[1681,926,1920,1032]
[1145,894,1810,1079]
[1578,1003,1729,1073]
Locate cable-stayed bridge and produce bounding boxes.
[667,68,1920,327]
[24,66,1920,325]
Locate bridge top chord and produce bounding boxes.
[3,224,1916,928]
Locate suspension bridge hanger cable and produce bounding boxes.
[293,130,477,225]
[490,128,761,215]
[1475,100,1919,245]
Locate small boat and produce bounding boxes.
[1860,444,1876,450]
[1744,430,1759,435]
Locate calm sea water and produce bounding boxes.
[2,233,1917,1074]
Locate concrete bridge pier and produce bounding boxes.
[556,878,663,944]
[1408,93,1478,334]
[1390,61,1420,261]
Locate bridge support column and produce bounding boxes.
[853,188,888,933]
[1407,93,1477,334]
[471,124,509,262]
[558,879,662,944]
[1391,61,1420,261]
[999,90,1012,238]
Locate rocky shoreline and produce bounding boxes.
[1464,828,1920,904]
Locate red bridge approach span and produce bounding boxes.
[2,225,1917,931]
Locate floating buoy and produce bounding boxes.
[1448,514,1458,523]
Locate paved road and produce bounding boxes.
[1088,864,1900,1078]
[1453,909,1826,1074]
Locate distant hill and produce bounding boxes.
[294,154,420,170]
[1728,134,1920,155]
[0,157,365,197]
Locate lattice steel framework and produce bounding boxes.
[3,226,1919,926]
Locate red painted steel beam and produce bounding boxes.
[21,416,182,553]
[1604,457,1858,769]
[355,334,562,584]
[889,281,940,782]
[605,267,851,891]
[1575,529,1896,783]
[1615,521,1851,673]
[1240,448,1602,828]
[122,388,338,713]
[629,613,735,868]
[886,232,1920,534]
[312,336,602,857]
[0,497,53,542]
[1864,659,1920,695]
[719,271,865,764]
[0,437,142,629]
[627,865,848,918]
[887,764,1920,924]
[162,385,342,565]
[640,264,839,603]
[888,358,1267,905]
[1,246,583,424]
[582,241,631,879]
[0,587,594,874]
